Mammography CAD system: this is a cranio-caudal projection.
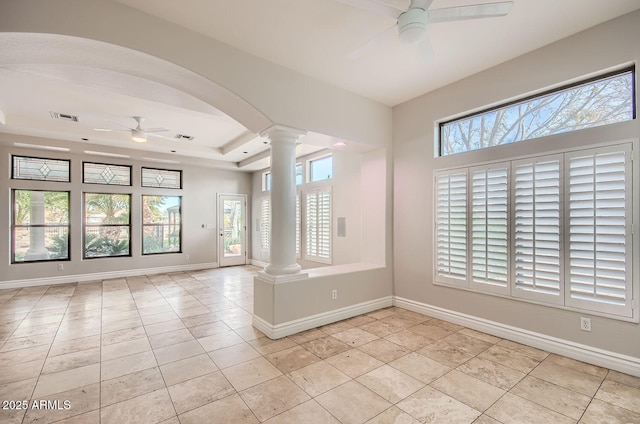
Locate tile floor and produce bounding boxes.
[0,266,639,424]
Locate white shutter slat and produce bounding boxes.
[304,188,332,263]
[513,157,562,302]
[566,147,631,316]
[261,198,270,253]
[470,165,509,293]
[435,171,467,284]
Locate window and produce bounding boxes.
[565,147,632,316]
[83,162,131,186]
[434,142,635,319]
[141,167,182,189]
[309,155,333,182]
[260,197,270,253]
[470,164,509,294]
[263,172,272,191]
[12,155,70,182]
[296,164,303,185]
[83,193,131,258]
[12,190,70,263]
[512,156,562,304]
[304,187,332,263]
[435,171,467,285]
[142,196,182,255]
[440,68,635,156]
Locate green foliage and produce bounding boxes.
[85,233,129,257]
[48,235,69,259]
[143,235,163,254]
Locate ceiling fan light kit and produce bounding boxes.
[94,116,167,143]
[398,8,427,44]
[339,0,513,59]
[131,128,147,143]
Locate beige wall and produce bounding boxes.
[0,138,252,284]
[393,10,640,359]
[250,149,363,268]
[0,0,392,149]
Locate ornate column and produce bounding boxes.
[253,125,308,338]
[263,126,306,275]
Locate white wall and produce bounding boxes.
[0,0,391,149]
[0,138,252,286]
[250,149,362,268]
[393,10,640,360]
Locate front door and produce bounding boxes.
[218,194,247,267]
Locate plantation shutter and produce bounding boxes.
[566,146,632,316]
[512,156,562,303]
[260,197,270,253]
[296,193,301,258]
[305,188,332,263]
[435,171,467,285]
[470,164,509,293]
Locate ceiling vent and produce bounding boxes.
[50,112,79,122]
[175,134,195,141]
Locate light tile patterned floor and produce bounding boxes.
[0,266,639,424]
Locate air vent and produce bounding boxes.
[50,112,79,122]
[175,134,194,141]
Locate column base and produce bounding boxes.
[264,262,302,276]
[256,270,308,284]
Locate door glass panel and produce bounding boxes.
[223,199,243,257]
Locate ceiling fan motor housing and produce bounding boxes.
[398,8,427,44]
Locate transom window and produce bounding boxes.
[83,162,131,186]
[309,155,333,182]
[12,155,70,182]
[439,68,635,156]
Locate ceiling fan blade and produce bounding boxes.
[427,1,513,24]
[334,0,403,19]
[410,0,434,10]
[106,119,134,130]
[93,128,129,132]
[347,23,397,60]
[415,37,434,62]
[147,132,179,141]
[143,128,169,133]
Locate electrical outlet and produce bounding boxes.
[185,254,190,262]
[580,317,591,332]
[58,263,64,271]
[332,289,337,300]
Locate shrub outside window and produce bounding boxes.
[83,193,131,258]
[142,195,182,255]
[12,190,70,263]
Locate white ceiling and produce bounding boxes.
[1,0,639,170]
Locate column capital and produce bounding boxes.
[260,125,307,145]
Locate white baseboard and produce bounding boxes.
[253,296,393,339]
[250,259,268,268]
[0,263,218,290]
[394,296,640,378]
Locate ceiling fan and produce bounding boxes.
[337,0,513,60]
[94,116,168,143]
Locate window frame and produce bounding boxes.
[141,195,183,255]
[302,186,333,264]
[438,67,636,157]
[82,161,132,186]
[433,140,638,322]
[307,154,333,183]
[12,155,71,183]
[141,167,183,189]
[82,192,132,259]
[11,189,71,264]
